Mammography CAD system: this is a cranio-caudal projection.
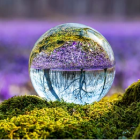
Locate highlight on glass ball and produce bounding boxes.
[29,23,115,105]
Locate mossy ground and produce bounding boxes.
[0,80,140,139]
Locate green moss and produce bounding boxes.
[133,123,140,139]
[118,80,140,106]
[0,80,140,139]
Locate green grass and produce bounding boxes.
[0,80,140,139]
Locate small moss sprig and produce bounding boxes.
[133,123,140,139]
[0,80,140,139]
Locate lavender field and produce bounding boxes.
[0,20,140,101]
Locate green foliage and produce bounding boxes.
[0,80,140,139]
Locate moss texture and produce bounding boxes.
[0,80,140,139]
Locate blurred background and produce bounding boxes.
[0,0,140,102]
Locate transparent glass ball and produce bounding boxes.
[29,23,115,105]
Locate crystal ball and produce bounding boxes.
[29,23,115,105]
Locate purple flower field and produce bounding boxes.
[0,20,140,101]
[31,41,113,70]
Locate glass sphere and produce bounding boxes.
[29,23,115,105]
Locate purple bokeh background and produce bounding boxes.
[0,20,140,101]
[0,0,140,101]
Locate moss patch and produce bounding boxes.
[0,80,140,139]
[120,80,140,106]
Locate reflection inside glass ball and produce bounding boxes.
[29,23,115,105]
